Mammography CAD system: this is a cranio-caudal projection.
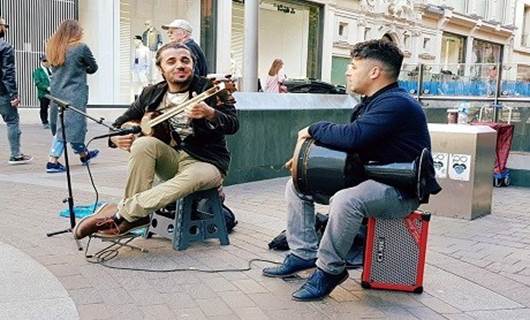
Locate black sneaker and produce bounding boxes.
[8,154,33,165]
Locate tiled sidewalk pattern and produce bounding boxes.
[0,123,530,319]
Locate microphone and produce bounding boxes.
[44,94,71,107]
[92,126,142,140]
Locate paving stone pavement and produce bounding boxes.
[1,122,530,320]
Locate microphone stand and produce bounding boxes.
[44,94,115,250]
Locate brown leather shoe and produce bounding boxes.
[73,203,119,239]
[97,216,151,238]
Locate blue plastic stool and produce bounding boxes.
[146,188,229,251]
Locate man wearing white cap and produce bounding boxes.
[162,19,208,77]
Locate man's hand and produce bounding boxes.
[186,101,216,121]
[297,127,311,142]
[111,134,136,152]
[285,158,294,175]
[10,97,20,107]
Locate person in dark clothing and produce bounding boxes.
[74,42,238,240]
[262,39,441,301]
[0,17,33,165]
[162,19,208,77]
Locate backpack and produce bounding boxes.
[218,187,237,233]
[222,203,238,233]
[268,213,328,250]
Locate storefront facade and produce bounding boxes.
[79,0,207,105]
[327,1,517,85]
[76,0,332,105]
[4,0,528,106]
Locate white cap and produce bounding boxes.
[161,19,192,33]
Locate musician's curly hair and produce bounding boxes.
[351,39,403,80]
[155,42,197,68]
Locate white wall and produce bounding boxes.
[258,6,309,80]
[79,0,117,105]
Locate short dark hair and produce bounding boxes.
[155,42,196,68]
[350,39,404,80]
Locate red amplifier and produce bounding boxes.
[361,211,430,293]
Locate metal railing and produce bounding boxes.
[399,63,530,122]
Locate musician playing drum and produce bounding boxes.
[263,39,440,301]
[74,42,238,239]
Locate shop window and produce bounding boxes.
[119,0,202,103]
[473,39,503,63]
[472,38,503,80]
[517,64,530,82]
[441,32,466,76]
[231,0,323,81]
[331,56,350,86]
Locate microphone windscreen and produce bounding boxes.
[130,126,142,134]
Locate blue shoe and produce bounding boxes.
[262,254,316,278]
[292,268,349,301]
[80,149,99,165]
[46,162,65,173]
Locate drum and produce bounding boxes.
[292,138,425,205]
[292,138,365,204]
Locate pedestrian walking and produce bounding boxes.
[0,17,33,165]
[45,20,99,173]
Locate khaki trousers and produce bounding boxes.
[118,136,223,222]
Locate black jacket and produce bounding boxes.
[0,39,17,99]
[112,75,238,174]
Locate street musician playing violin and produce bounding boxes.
[74,42,238,239]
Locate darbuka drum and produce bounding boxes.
[292,138,365,204]
[292,138,425,205]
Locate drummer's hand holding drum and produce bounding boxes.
[285,126,312,175]
[297,126,311,142]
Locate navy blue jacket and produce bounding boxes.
[309,83,440,200]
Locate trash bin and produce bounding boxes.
[421,124,497,220]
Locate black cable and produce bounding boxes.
[80,138,282,274]
[84,238,281,273]
[84,138,100,214]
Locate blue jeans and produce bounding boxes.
[0,95,21,158]
[49,134,87,158]
[285,178,419,275]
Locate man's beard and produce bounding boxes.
[0,30,4,38]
